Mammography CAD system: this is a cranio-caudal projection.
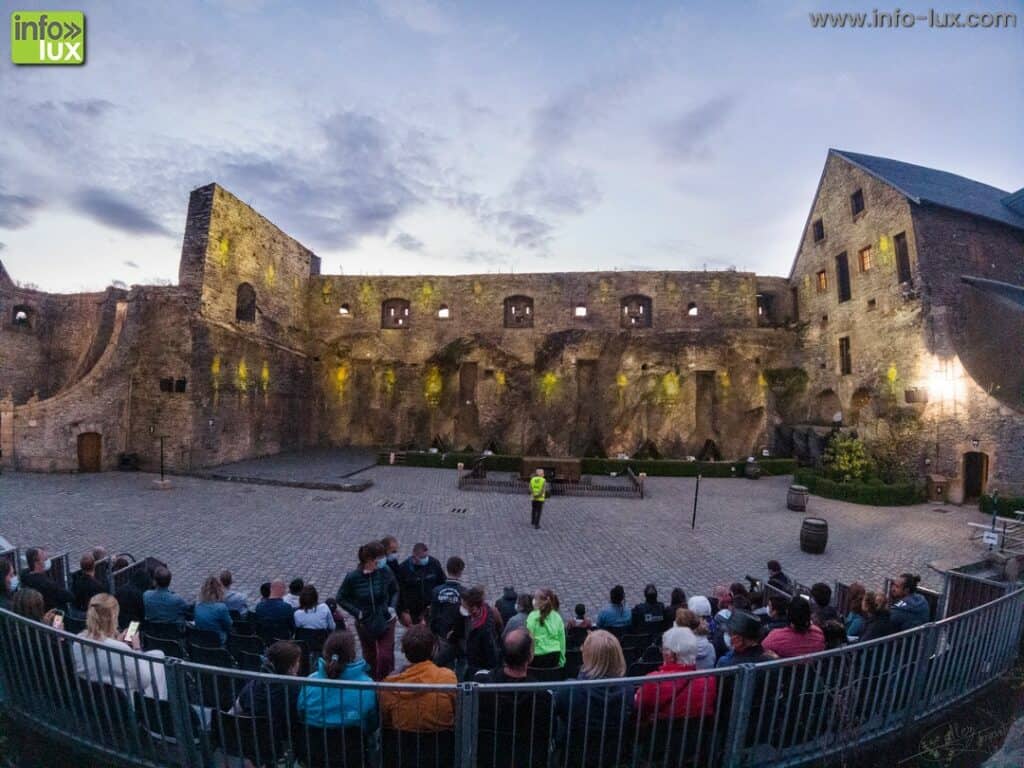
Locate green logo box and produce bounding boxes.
[11,10,85,64]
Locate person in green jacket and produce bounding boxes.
[526,588,565,668]
[529,468,547,529]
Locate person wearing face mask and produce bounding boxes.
[396,542,445,627]
[381,535,402,581]
[336,541,399,681]
[0,559,18,610]
[20,547,73,611]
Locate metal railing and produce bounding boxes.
[1,588,1022,768]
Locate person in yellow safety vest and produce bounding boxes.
[529,468,547,529]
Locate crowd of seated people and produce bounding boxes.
[1,536,940,765]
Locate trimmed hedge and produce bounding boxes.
[378,452,796,478]
[581,458,796,478]
[793,468,924,506]
[980,494,1024,520]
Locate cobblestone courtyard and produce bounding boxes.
[1,457,993,612]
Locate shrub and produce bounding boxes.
[822,435,872,482]
[980,494,1024,520]
[794,468,923,506]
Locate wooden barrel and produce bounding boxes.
[787,485,809,511]
[800,517,828,554]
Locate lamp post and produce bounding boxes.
[151,434,172,490]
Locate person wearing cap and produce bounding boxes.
[716,610,776,668]
[636,626,717,723]
[396,542,445,627]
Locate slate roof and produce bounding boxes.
[832,149,1024,232]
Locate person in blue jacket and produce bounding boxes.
[298,630,378,730]
[193,575,233,644]
[889,573,930,631]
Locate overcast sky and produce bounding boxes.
[1,0,1021,292]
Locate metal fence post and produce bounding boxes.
[721,664,756,768]
[903,622,938,728]
[163,657,203,767]
[456,681,478,768]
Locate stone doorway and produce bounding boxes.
[962,451,988,502]
[77,432,102,472]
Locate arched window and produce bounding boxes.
[687,302,699,317]
[338,303,352,317]
[235,283,256,323]
[12,305,33,328]
[620,295,652,328]
[437,304,451,320]
[381,298,411,328]
[503,295,534,328]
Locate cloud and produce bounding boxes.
[656,95,736,162]
[61,99,115,118]
[72,188,171,235]
[375,0,451,35]
[392,232,424,251]
[485,210,553,251]
[123,259,139,268]
[0,187,44,229]
[510,163,601,216]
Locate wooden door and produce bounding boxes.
[77,432,101,472]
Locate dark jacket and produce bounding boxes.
[429,578,466,642]
[115,583,146,630]
[860,611,898,642]
[397,556,446,619]
[716,643,774,668]
[890,593,930,631]
[71,571,106,612]
[254,598,295,634]
[495,588,518,624]
[337,567,398,639]
[464,604,500,677]
[21,571,74,611]
[812,604,840,626]
[631,600,667,634]
[554,672,634,744]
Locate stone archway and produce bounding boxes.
[814,389,842,425]
[849,387,875,426]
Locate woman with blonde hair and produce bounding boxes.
[194,574,233,644]
[527,587,566,669]
[554,630,633,761]
[72,593,167,699]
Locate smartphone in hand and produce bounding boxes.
[124,621,141,644]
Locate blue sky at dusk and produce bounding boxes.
[1,0,1021,291]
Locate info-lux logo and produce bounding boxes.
[11,10,85,64]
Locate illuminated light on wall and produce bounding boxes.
[719,371,731,389]
[260,361,270,393]
[335,364,349,397]
[424,365,443,406]
[538,371,559,401]
[211,354,222,393]
[757,371,768,389]
[358,281,378,310]
[321,282,333,304]
[264,262,276,287]
[235,359,249,392]
[574,304,588,317]
[383,367,396,396]
[494,370,507,388]
[925,356,965,404]
[213,237,229,267]
[660,371,681,404]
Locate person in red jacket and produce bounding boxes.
[635,626,717,723]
